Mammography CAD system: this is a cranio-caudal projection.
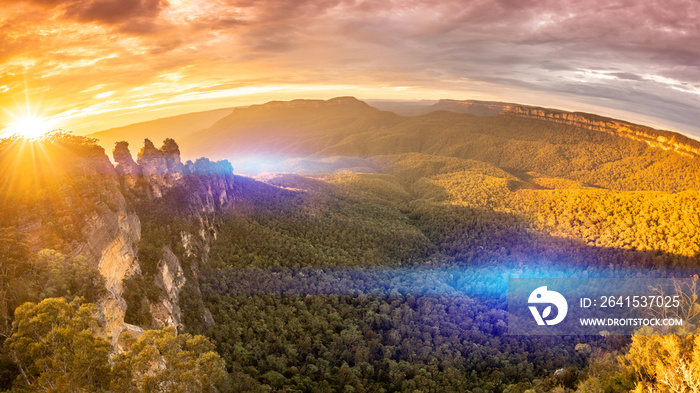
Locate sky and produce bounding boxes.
[1,0,699,136]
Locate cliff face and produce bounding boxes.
[2,140,145,345]
[150,246,185,329]
[80,188,142,345]
[505,105,700,158]
[426,99,700,158]
[112,138,234,337]
[9,136,234,348]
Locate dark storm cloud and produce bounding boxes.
[302,0,700,132]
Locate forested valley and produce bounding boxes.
[191,149,700,392]
[2,100,700,392]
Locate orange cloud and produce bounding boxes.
[0,0,699,136]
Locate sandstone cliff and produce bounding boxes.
[6,136,234,348]
[427,99,700,158]
[3,138,145,345]
[505,105,700,158]
[112,139,234,338]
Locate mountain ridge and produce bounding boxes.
[414,99,700,158]
[505,104,700,158]
[89,97,700,161]
[86,97,700,191]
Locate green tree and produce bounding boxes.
[0,228,32,339]
[111,326,228,393]
[33,250,106,303]
[3,297,111,392]
[625,278,700,393]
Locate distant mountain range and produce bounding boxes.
[88,97,700,183]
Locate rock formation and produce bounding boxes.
[136,139,171,197]
[113,141,142,188]
[428,99,700,159]
[505,105,700,158]
[9,136,235,348]
[109,139,234,337]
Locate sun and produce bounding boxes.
[3,116,57,140]
[1,96,60,140]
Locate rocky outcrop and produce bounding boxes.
[12,136,234,348]
[136,139,172,198]
[150,246,185,329]
[134,138,190,197]
[115,139,234,333]
[505,105,700,158]
[113,141,142,188]
[161,138,185,174]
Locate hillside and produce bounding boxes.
[146,97,700,192]
[184,96,403,155]
[88,98,700,190]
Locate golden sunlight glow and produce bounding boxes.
[2,97,60,139]
[4,116,57,139]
